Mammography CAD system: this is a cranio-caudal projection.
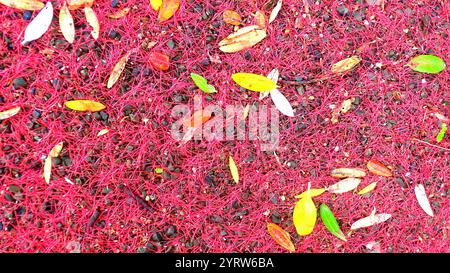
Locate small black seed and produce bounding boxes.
[165,225,177,237]
[151,232,163,242]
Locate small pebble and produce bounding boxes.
[337,6,349,16]
[111,0,118,8]
[32,109,41,118]
[13,77,27,89]
[23,11,32,20]
[167,39,176,49]
[165,225,177,237]
[151,232,163,242]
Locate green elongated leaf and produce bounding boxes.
[190,73,217,94]
[407,55,446,74]
[319,204,346,241]
[436,123,447,142]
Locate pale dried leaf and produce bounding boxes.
[331,167,366,178]
[270,89,294,117]
[0,0,44,10]
[0,106,21,120]
[49,142,64,157]
[260,68,279,100]
[84,6,99,40]
[43,156,52,184]
[59,3,75,43]
[414,184,434,217]
[268,0,282,24]
[328,178,361,194]
[108,7,130,19]
[331,56,361,74]
[255,10,266,29]
[107,51,132,88]
[350,212,392,230]
[21,2,53,44]
[219,25,267,53]
[97,128,109,137]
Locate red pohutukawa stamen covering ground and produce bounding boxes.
[0,0,449,253]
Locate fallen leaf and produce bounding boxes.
[433,112,449,123]
[331,56,361,74]
[357,182,377,195]
[268,0,282,24]
[67,0,93,10]
[327,178,361,194]
[84,6,99,40]
[223,10,242,26]
[243,104,251,119]
[367,160,392,177]
[0,0,44,10]
[97,128,109,137]
[267,223,295,252]
[183,110,212,128]
[259,69,279,100]
[229,155,239,184]
[43,156,52,184]
[149,52,170,71]
[107,51,132,88]
[108,7,130,19]
[190,73,216,94]
[158,0,179,22]
[319,203,347,241]
[59,3,75,43]
[331,168,366,178]
[350,209,391,230]
[65,100,106,112]
[255,10,266,29]
[232,72,276,92]
[21,1,53,45]
[270,89,294,117]
[407,55,446,74]
[0,106,21,120]
[293,182,317,236]
[49,142,64,157]
[219,25,267,53]
[150,0,162,11]
[414,184,434,217]
[295,188,326,199]
[436,123,447,143]
[154,167,164,174]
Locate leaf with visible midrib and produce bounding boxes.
[319,204,346,241]
[190,73,216,94]
[407,55,446,74]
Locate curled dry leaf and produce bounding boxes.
[267,223,295,252]
[65,100,106,112]
[150,0,162,11]
[0,0,44,10]
[158,0,179,22]
[331,56,361,74]
[232,72,276,92]
[21,1,53,45]
[108,7,130,19]
[84,6,99,40]
[367,160,392,177]
[357,182,377,195]
[259,69,279,100]
[223,10,242,26]
[59,3,75,44]
[331,168,366,178]
[295,188,326,199]
[350,209,392,230]
[219,25,267,53]
[331,98,355,124]
[49,142,64,157]
[414,184,434,217]
[255,10,266,29]
[293,183,317,236]
[328,178,361,194]
[268,0,282,24]
[270,89,294,117]
[229,155,239,184]
[149,52,170,71]
[97,129,109,137]
[0,106,21,120]
[107,51,132,88]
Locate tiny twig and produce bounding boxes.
[412,138,450,151]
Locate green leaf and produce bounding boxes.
[190,73,217,94]
[436,123,447,143]
[154,167,164,174]
[319,204,347,241]
[407,55,446,74]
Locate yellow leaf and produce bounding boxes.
[108,7,130,19]
[229,155,239,184]
[59,3,75,43]
[43,156,52,184]
[331,56,361,74]
[232,72,276,92]
[158,0,179,22]
[107,51,132,89]
[219,25,267,53]
[293,183,317,236]
[84,6,99,40]
[49,142,64,157]
[0,106,21,120]
[327,178,361,194]
[67,0,93,10]
[223,10,242,26]
[150,0,162,11]
[65,100,106,112]
[97,128,109,137]
[255,10,266,29]
[0,0,44,10]
[295,188,326,199]
[357,182,377,195]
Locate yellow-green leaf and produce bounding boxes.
[407,55,446,74]
[331,56,361,74]
[65,100,106,112]
[295,188,326,199]
[232,73,276,92]
[0,106,21,120]
[357,182,377,195]
[190,73,216,93]
[436,123,447,142]
[293,183,317,236]
[229,155,239,183]
[319,203,346,241]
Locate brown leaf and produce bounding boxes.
[219,25,267,53]
[158,0,179,22]
[223,10,242,26]
[367,160,392,177]
[267,223,295,252]
[331,56,361,74]
[108,7,130,19]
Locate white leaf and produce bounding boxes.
[270,89,294,117]
[414,184,434,217]
[350,211,392,230]
[327,178,361,194]
[260,68,279,100]
[43,156,52,184]
[269,0,282,24]
[22,2,53,45]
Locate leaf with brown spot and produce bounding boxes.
[158,0,179,22]
[219,25,267,53]
[107,51,132,89]
[331,167,366,178]
[108,7,130,19]
[0,106,21,120]
[331,56,361,74]
[267,223,295,252]
[367,160,392,177]
[0,0,44,10]
[223,10,242,26]
[59,3,75,43]
[84,6,99,40]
